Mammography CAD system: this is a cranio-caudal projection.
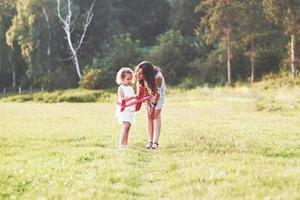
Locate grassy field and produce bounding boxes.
[0,86,300,199]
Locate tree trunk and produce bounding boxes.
[291,34,296,78]
[65,30,82,79]
[57,0,95,80]
[72,50,81,79]
[227,33,232,86]
[43,7,52,89]
[9,51,16,92]
[43,8,51,57]
[12,63,16,92]
[250,38,255,83]
[47,69,50,90]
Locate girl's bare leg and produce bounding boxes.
[119,122,131,146]
[124,124,130,145]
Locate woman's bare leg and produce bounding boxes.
[153,109,161,144]
[146,109,154,143]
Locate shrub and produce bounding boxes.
[57,93,97,103]
[79,69,104,89]
[256,86,300,112]
[1,89,111,103]
[1,94,33,102]
[82,33,145,89]
[148,30,187,85]
[186,48,227,86]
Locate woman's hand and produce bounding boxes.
[148,107,155,119]
[146,107,153,119]
[151,107,155,118]
[146,107,151,118]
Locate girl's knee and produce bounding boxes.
[123,122,131,128]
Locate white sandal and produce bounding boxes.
[151,142,159,150]
[145,142,153,149]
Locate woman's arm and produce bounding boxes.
[157,75,163,88]
[151,92,159,108]
[143,88,154,118]
[151,75,162,108]
[144,88,152,108]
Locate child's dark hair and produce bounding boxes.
[116,67,133,85]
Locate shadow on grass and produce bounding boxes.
[0,174,32,199]
[164,135,245,155]
[76,151,105,163]
[260,147,300,159]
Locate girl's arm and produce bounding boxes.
[118,87,136,102]
[118,87,125,101]
[126,95,137,101]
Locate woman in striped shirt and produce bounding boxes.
[135,61,167,150]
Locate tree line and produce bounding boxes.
[0,0,299,91]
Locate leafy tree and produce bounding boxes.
[263,0,300,78]
[112,0,170,45]
[0,0,17,91]
[149,30,188,85]
[6,0,57,88]
[168,0,200,36]
[84,33,144,88]
[197,0,243,85]
[239,0,271,82]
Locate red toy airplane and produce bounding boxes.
[117,85,150,112]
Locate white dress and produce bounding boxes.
[116,84,135,124]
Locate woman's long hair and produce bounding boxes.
[135,61,161,93]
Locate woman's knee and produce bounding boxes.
[153,111,161,120]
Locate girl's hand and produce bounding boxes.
[130,95,137,100]
[123,95,137,102]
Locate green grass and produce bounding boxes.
[0,86,300,199]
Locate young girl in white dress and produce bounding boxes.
[116,68,137,148]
